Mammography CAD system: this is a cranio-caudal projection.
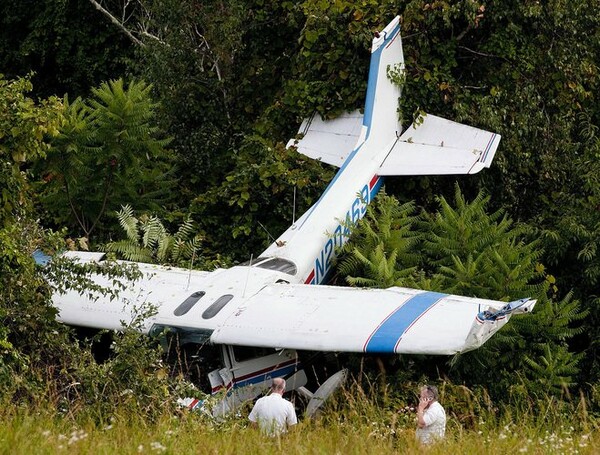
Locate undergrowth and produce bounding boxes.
[1,379,598,454]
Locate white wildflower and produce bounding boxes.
[150,441,167,452]
[67,429,88,445]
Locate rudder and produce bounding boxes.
[362,16,404,147]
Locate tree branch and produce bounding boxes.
[88,0,144,47]
[63,175,90,238]
[87,161,115,239]
[458,45,503,59]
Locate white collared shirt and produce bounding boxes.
[416,401,446,444]
[249,393,297,436]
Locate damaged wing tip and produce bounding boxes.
[477,297,536,322]
[520,298,537,313]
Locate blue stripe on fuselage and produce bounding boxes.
[369,176,384,200]
[364,291,446,353]
[232,364,299,390]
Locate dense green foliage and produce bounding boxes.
[0,75,187,416]
[191,136,331,257]
[0,75,62,395]
[1,0,599,421]
[37,79,175,241]
[0,0,132,97]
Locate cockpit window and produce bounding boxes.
[174,291,206,316]
[255,258,297,276]
[238,257,268,266]
[202,294,234,319]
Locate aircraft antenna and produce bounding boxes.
[292,185,297,224]
[257,221,274,243]
[186,249,196,291]
[242,254,253,298]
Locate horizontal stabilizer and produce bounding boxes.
[378,114,501,176]
[286,110,364,167]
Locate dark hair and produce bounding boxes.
[422,385,439,401]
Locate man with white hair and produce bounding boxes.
[248,377,297,436]
[416,384,446,444]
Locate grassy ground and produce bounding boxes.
[1,402,598,455]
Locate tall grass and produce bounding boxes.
[1,381,598,454]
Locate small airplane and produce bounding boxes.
[47,16,536,416]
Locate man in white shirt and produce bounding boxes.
[248,377,297,436]
[416,384,446,444]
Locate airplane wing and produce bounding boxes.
[49,254,534,356]
[210,283,535,355]
[286,110,364,167]
[378,114,501,175]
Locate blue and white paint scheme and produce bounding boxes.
[262,15,501,286]
[49,16,533,416]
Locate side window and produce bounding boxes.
[173,291,206,316]
[233,346,276,363]
[202,294,234,319]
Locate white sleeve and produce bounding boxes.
[287,402,298,426]
[423,404,443,426]
[248,400,262,422]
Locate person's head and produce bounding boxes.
[271,377,286,394]
[420,385,439,402]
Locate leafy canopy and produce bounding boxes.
[37,78,175,241]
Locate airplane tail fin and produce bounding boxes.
[362,15,404,146]
[286,17,404,165]
[287,15,501,175]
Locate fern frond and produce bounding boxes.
[141,216,166,248]
[117,205,139,242]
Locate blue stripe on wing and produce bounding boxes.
[364,291,446,353]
